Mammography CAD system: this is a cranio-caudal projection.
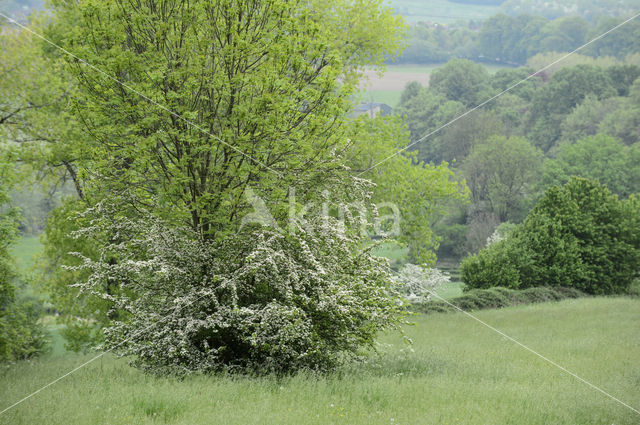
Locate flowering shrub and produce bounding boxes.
[393,264,450,304]
[71,202,403,375]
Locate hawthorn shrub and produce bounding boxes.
[461,178,640,295]
[393,264,450,304]
[72,203,403,376]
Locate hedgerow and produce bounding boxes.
[414,286,586,315]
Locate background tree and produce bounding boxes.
[428,59,493,108]
[0,148,48,362]
[599,79,640,145]
[462,178,640,294]
[526,64,617,151]
[558,95,623,143]
[535,16,589,54]
[395,86,465,164]
[462,135,542,223]
[437,110,503,165]
[346,116,467,264]
[540,135,640,198]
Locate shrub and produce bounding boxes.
[72,203,404,376]
[460,238,528,290]
[414,286,587,315]
[461,178,640,295]
[393,264,450,304]
[0,292,49,362]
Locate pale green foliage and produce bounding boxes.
[0,19,84,196]
[346,116,468,264]
[45,0,406,236]
[559,95,623,143]
[394,85,465,164]
[36,0,410,373]
[429,59,493,108]
[0,150,48,362]
[39,198,105,353]
[526,64,617,151]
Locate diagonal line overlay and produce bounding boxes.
[358,10,640,176]
[1,6,639,418]
[423,287,640,416]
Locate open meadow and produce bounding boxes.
[1,297,638,424]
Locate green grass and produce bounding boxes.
[435,280,464,299]
[360,90,404,108]
[1,297,639,424]
[10,235,43,274]
[371,242,409,262]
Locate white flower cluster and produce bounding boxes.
[70,201,403,375]
[393,263,450,304]
[486,228,505,247]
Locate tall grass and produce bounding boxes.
[1,298,638,424]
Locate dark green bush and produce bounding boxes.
[461,178,640,295]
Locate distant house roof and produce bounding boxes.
[353,102,392,118]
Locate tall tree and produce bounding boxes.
[45,0,405,236]
[462,135,543,222]
[429,59,492,108]
[30,0,415,373]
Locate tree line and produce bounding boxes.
[395,13,640,65]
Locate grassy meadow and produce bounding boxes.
[9,235,42,275]
[1,297,639,424]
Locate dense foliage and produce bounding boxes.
[396,12,640,66]
[395,57,640,260]
[347,116,467,264]
[0,154,48,362]
[540,135,640,198]
[461,178,640,294]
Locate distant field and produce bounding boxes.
[389,0,501,24]
[10,235,43,274]
[361,63,513,107]
[2,297,638,424]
